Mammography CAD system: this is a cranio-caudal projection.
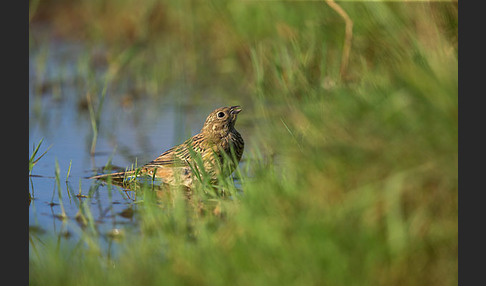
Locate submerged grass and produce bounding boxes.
[29,1,457,285]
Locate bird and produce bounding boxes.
[89,106,244,188]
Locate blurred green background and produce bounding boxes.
[29,0,457,285]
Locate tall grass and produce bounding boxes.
[29,1,457,285]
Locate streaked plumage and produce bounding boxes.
[90,106,244,187]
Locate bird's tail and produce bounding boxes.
[88,170,137,180]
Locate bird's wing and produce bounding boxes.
[143,146,187,168]
[143,134,207,168]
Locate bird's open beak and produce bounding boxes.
[230,106,242,115]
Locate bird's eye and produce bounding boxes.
[217,112,225,118]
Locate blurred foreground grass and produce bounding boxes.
[29,1,457,285]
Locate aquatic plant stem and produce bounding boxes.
[87,79,108,156]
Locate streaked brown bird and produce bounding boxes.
[90,106,244,187]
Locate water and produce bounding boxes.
[29,39,233,253]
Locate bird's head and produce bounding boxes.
[201,106,242,139]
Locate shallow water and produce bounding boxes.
[29,39,244,253]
